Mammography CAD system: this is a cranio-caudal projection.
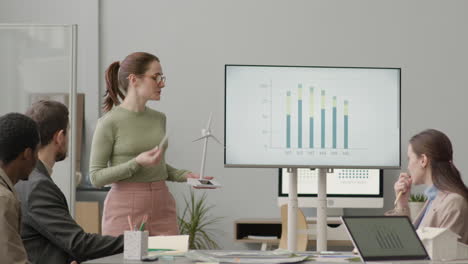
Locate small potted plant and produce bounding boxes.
[408,193,427,221]
[178,189,222,249]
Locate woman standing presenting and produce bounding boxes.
[90,52,208,236]
[388,129,468,244]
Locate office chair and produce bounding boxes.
[279,204,308,251]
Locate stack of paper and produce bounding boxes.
[147,235,189,257]
[185,250,308,263]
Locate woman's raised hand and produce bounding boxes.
[186,173,216,189]
[135,146,164,167]
[186,173,213,181]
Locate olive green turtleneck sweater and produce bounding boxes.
[89,106,189,187]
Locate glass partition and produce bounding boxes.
[0,24,78,215]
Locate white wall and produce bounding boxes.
[100,0,468,250]
[2,0,468,251]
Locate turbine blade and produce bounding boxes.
[192,136,207,142]
[210,135,222,145]
[206,112,213,130]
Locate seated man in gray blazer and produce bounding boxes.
[15,100,123,263]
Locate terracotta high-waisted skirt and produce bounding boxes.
[102,181,179,236]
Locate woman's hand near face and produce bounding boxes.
[135,146,164,167]
[394,172,412,207]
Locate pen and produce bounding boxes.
[127,215,133,231]
[139,215,148,231]
[394,191,403,206]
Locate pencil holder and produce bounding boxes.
[124,230,148,260]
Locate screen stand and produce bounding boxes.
[317,168,330,252]
[286,168,330,252]
[286,168,298,251]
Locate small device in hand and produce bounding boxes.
[187,178,221,188]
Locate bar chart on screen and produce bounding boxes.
[225,65,400,168]
[261,80,356,157]
[373,225,405,250]
[259,76,372,163]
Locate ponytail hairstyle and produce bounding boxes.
[410,129,468,201]
[103,52,160,112]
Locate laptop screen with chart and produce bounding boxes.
[278,168,383,208]
[225,65,401,168]
[341,216,430,262]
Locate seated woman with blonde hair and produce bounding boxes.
[388,129,468,244]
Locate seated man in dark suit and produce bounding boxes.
[15,100,123,263]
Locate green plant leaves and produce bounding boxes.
[177,189,223,249]
[409,193,427,202]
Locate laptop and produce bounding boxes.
[341,216,431,263]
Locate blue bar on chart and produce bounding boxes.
[333,96,337,149]
[321,90,326,148]
[286,91,291,148]
[344,100,349,149]
[309,86,314,148]
[298,84,303,148]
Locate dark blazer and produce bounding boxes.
[15,161,123,264]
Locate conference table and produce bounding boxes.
[83,254,188,264]
[82,252,468,264]
[82,251,330,264]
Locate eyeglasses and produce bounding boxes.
[139,73,166,85]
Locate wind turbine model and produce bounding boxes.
[188,113,221,188]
